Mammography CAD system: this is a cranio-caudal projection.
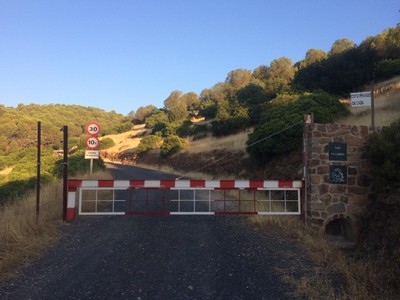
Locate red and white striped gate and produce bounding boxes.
[66,179,303,221]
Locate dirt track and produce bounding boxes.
[0,164,337,299]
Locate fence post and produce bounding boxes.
[62,126,68,221]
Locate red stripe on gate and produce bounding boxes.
[160,180,176,188]
[67,179,82,189]
[219,180,235,189]
[129,180,145,188]
[98,180,114,187]
[190,180,206,188]
[249,180,264,189]
[66,208,76,220]
[278,180,293,188]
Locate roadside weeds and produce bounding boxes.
[249,215,399,299]
[0,171,111,284]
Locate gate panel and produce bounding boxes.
[67,180,303,221]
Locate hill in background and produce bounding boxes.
[101,77,400,180]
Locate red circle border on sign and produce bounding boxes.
[86,136,100,150]
[85,122,101,136]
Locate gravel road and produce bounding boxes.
[0,164,329,299]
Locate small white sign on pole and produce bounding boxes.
[85,150,99,159]
[351,92,371,107]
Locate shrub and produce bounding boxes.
[136,135,163,156]
[211,102,250,136]
[368,119,400,192]
[160,135,188,158]
[199,104,218,119]
[100,137,115,149]
[176,121,209,138]
[247,91,350,162]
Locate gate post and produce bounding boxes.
[66,180,82,222]
[303,114,314,224]
[66,187,77,222]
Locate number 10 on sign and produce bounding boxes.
[86,137,99,149]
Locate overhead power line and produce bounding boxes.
[176,120,304,180]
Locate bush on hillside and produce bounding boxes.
[136,135,163,156]
[247,91,350,163]
[160,135,188,158]
[100,137,116,149]
[368,119,400,192]
[53,151,105,177]
[176,121,209,138]
[211,102,250,136]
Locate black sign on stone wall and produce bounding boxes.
[330,165,348,184]
[329,142,347,161]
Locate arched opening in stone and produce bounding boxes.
[325,217,356,243]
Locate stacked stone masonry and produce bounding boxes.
[304,123,380,235]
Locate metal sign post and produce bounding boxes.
[350,84,375,129]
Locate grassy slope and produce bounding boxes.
[339,76,400,126]
[102,77,400,180]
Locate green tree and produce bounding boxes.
[145,110,169,128]
[164,90,189,121]
[211,100,250,136]
[134,105,158,124]
[329,38,356,55]
[298,49,327,69]
[225,69,252,90]
[247,91,350,162]
[181,92,200,111]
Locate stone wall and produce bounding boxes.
[303,123,379,240]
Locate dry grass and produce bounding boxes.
[100,124,148,155]
[188,129,252,153]
[340,86,400,126]
[0,170,111,283]
[249,215,399,299]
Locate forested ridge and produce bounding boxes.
[132,24,400,162]
[0,104,130,203]
[0,104,129,152]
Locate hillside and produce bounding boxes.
[0,104,129,154]
[101,78,400,180]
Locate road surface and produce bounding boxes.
[0,163,320,299]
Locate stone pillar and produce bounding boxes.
[304,123,377,239]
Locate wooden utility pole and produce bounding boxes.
[62,126,68,221]
[36,121,41,222]
[371,78,375,129]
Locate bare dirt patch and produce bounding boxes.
[100,124,150,163]
[0,167,13,175]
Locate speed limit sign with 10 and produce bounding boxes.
[86,136,99,149]
[86,122,101,136]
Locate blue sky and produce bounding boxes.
[1,0,399,115]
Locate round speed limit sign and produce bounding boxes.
[86,122,101,136]
[86,136,100,150]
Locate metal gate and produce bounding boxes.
[66,179,303,221]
